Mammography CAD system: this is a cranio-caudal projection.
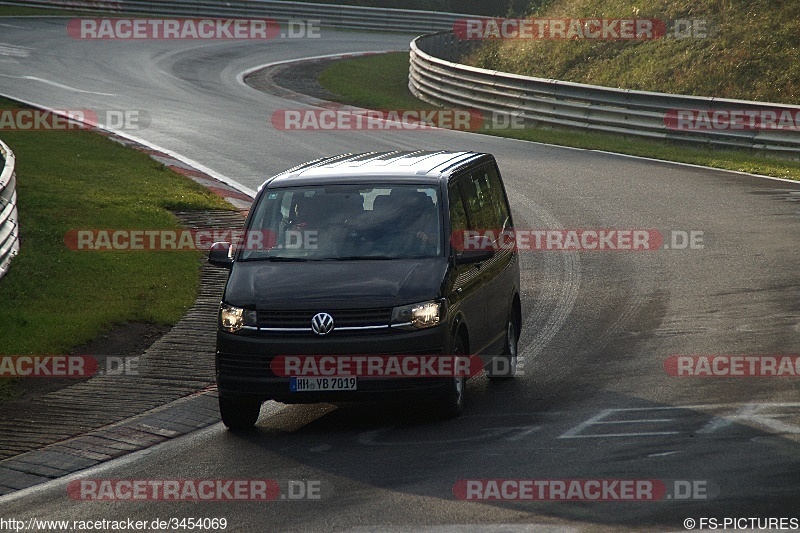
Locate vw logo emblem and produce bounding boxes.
[311,312,334,336]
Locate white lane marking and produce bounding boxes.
[0,74,116,96]
[562,431,682,439]
[561,403,800,439]
[238,53,800,186]
[0,90,257,198]
[559,408,681,439]
[647,451,679,457]
[0,425,218,506]
[0,23,28,29]
[698,403,800,435]
[0,400,288,506]
[590,147,800,185]
[562,409,636,439]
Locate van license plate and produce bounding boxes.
[290,377,357,392]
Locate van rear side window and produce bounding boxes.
[461,164,509,231]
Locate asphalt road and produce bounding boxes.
[1,17,799,531]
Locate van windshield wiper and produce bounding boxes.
[242,255,401,262]
[328,255,398,261]
[242,255,309,262]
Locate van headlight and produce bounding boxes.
[391,300,444,330]
[219,304,257,332]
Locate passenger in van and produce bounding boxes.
[387,188,439,256]
[287,193,365,256]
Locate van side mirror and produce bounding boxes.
[208,241,234,269]
[454,249,494,265]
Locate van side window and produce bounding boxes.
[464,168,499,231]
[483,163,510,230]
[448,182,469,232]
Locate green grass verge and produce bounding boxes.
[320,52,439,110]
[466,0,799,104]
[0,97,233,364]
[319,52,800,181]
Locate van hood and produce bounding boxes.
[223,258,447,309]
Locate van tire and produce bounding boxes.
[219,395,261,431]
[437,334,467,418]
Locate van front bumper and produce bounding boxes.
[215,326,455,403]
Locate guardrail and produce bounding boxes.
[0,139,19,281]
[6,2,796,150]
[0,0,469,33]
[410,31,800,152]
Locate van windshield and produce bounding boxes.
[240,184,442,261]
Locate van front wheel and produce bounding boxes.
[437,335,466,418]
[219,395,261,431]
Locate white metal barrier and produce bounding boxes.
[410,31,800,152]
[0,139,19,281]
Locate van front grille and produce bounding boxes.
[257,308,393,331]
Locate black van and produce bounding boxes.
[209,151,521,430]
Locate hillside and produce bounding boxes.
[465,0,799,104]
